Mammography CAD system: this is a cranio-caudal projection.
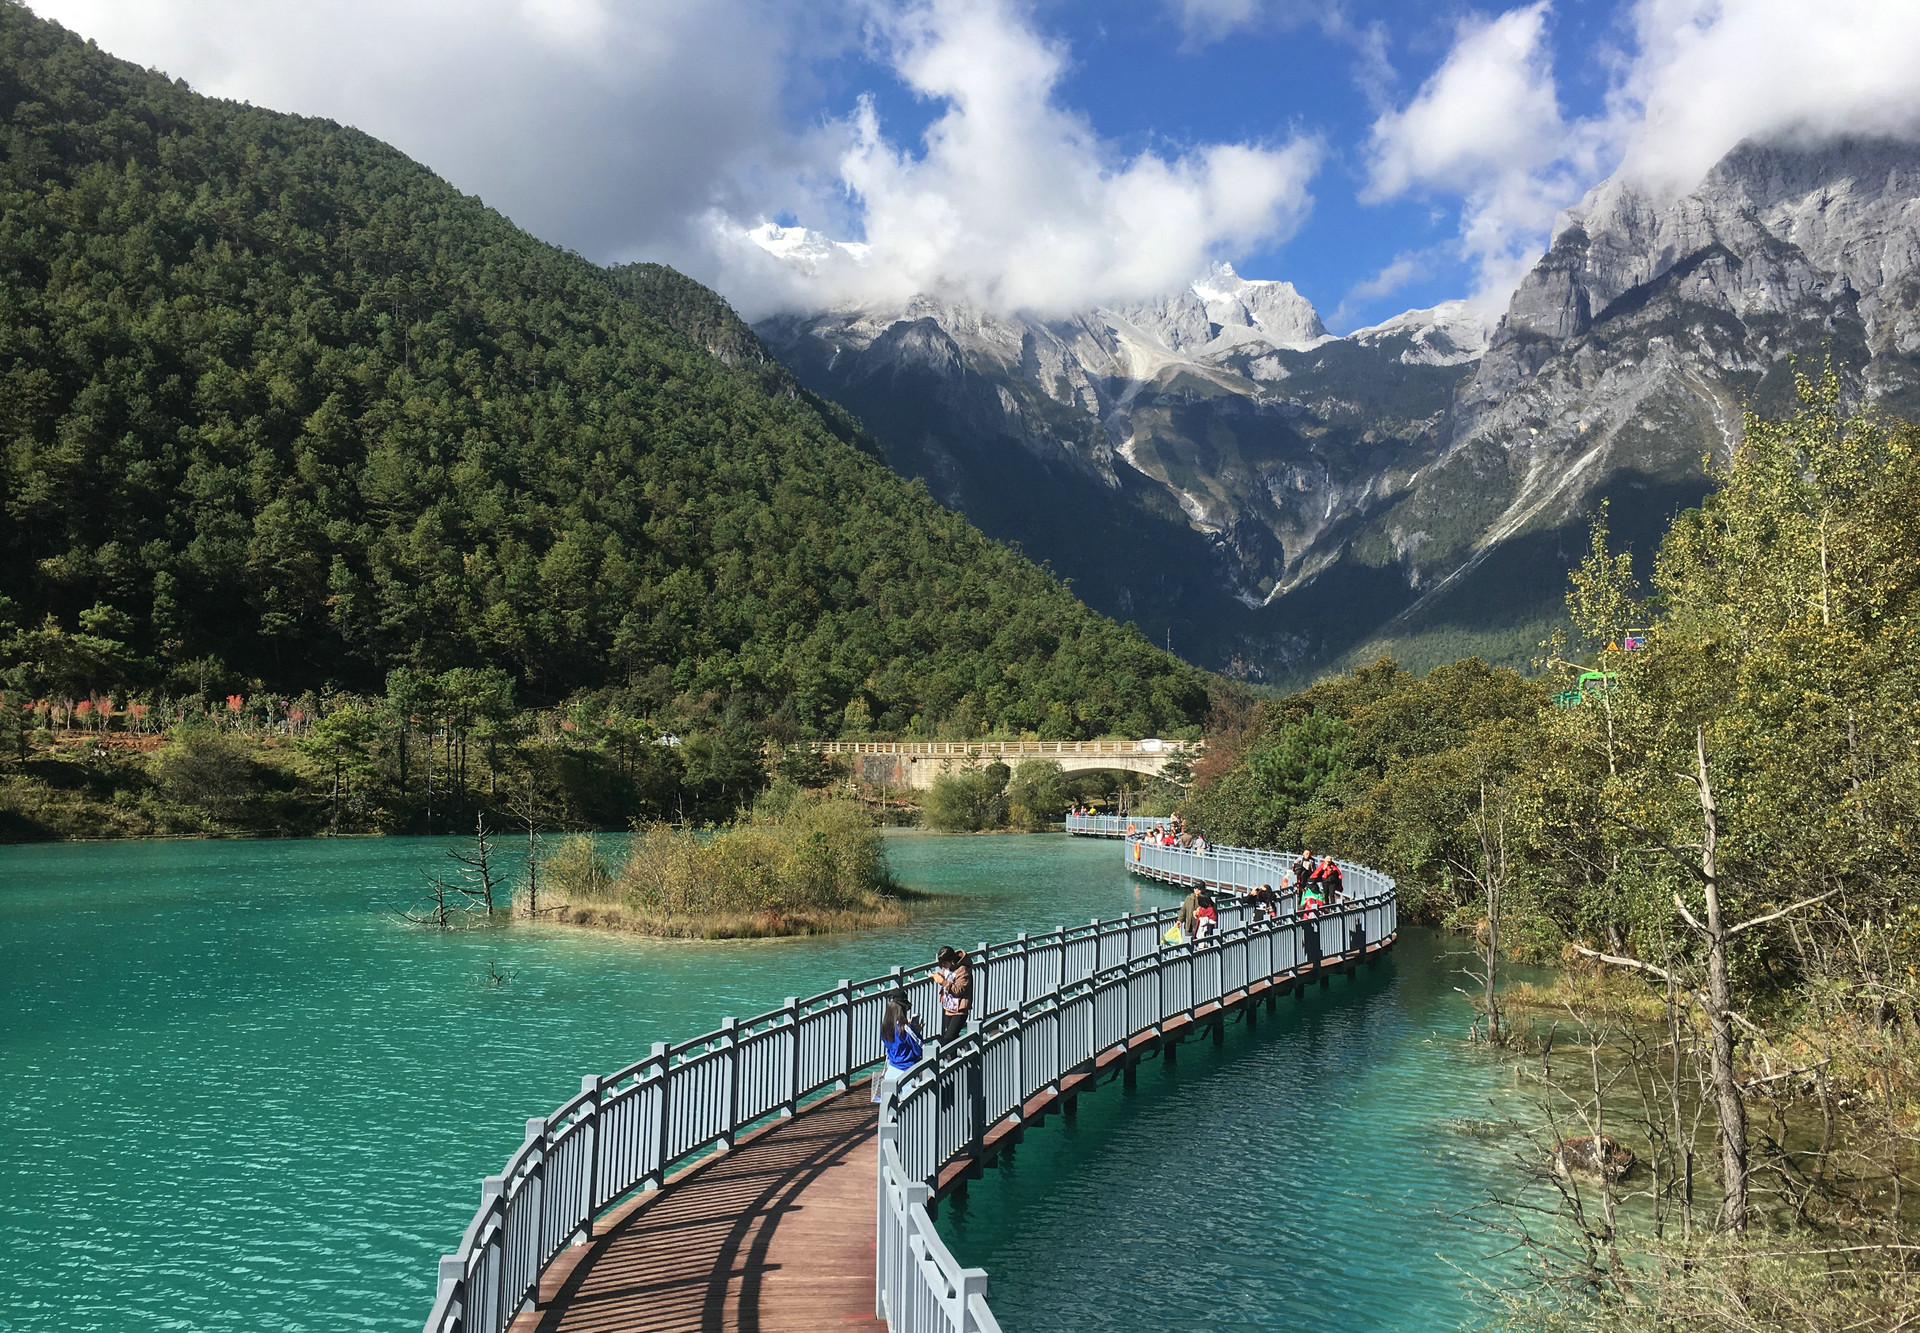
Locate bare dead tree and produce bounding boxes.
[1450,777,1512,1044]
[512,776,548,918]
[447,813,504,919]
[1571,729,1836,1234]
[400,871,463,929]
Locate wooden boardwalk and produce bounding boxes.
[518,1090,886,1333]
[516,938,1389,1333]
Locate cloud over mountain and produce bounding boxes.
[1360,0,1920,316]
[710,0,1323,317]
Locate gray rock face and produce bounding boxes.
[758,268,1470,673]
[1359,136,1920,675]
[755,136,1920,682]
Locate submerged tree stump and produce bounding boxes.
[1553,1134,1636,1182]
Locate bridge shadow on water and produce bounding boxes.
[933,926,1532,1332]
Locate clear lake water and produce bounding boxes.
[0,831,1531,1331]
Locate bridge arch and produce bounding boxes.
[800,739,1197,790]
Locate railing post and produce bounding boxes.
[525,1117,547,1280]
[580,1074,601,1221]
[836,979,854,1089]
[435,1253,463,1331]
[966,1020,986,1162]
[1016,933,1029,1006]
[783,996,801,1116]
[645,1042,670,1189]
[719,1017,740,1151]
[960,1268,991,1332]
[875,1117,896,1320]
[481,1175,505,1331]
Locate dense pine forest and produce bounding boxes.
[0,5,1211,835]
[1187,378,1920,1328]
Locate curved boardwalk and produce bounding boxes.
[519,946,1387,1332]
[519,1091,885,1333]
[434,835,1397,1333]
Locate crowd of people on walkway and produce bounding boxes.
[1118,812,1210,852]
[1149,828,1349,943]
[878,827,1358,1094]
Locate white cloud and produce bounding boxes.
[1167,0,1265,45]
[1359,0,1920,320]
[1361,2,1604,315]
[1163,0,1348,47]
[1330,247,1440,329]
[29,0,827,268]
[1612,0,1920,195]
[718,0,1322,316]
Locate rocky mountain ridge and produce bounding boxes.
[754,135,1920,683]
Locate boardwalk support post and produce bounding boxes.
[580,1074,601,1238]
[836,979,853,1090]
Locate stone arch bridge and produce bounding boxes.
[792,739,1198,791]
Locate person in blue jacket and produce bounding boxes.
[875,989,924,1102]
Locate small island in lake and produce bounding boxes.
[528,786,915,939]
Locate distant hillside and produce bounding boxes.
[0,5,1208,739]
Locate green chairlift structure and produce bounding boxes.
[1551,627,1647,707]
[1552,670,1618,709]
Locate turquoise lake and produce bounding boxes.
[1,832,1527,1331]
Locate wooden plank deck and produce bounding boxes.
[518,1090,886,1333]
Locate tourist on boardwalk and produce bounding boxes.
[875,990,923,1102]
[1192,832,1208,853]
[1300,870,1328,917]
[1250,882,1278,921]
[933,946,973,1043]
[1178,884,1202,939]
[1291,848,1315,896]
[1322,855,1346,901]
[1194,892,1219,941]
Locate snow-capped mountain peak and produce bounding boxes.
[746,222,870,275]
[1347,300,1490,366]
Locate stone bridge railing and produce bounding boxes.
[424,839,1394,1333]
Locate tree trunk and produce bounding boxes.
[1696,729,1749,1233]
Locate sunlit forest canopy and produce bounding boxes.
[0,5,1208,740]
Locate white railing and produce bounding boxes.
[425,839,1394,1333]
[1064,813,1176,837]
[873,838,1396,1331]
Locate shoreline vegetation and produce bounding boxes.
[0,7,1213,856]
[522,786,917,940]
[1180,382,1920,1330]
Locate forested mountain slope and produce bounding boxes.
[0,5,1208,739]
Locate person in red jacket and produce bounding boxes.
[1193,892,1220,941]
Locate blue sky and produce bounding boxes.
[35,0,1920,330]
[1034,1,1626,322]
